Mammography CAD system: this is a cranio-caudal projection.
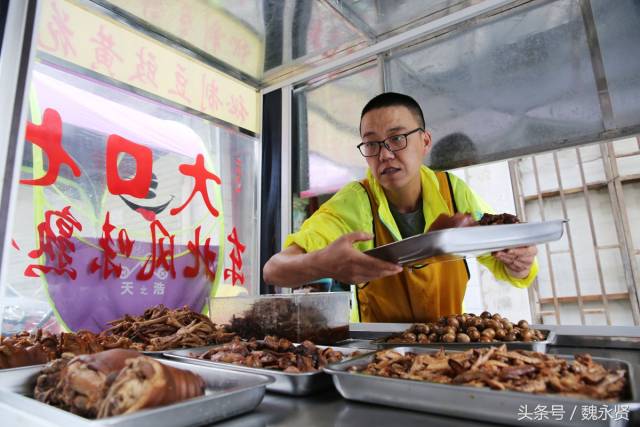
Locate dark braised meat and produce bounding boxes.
[478,213,520,225]
[228,298,349,345]
[380,312,545,344]
[0,330,59,369]
[351,346,627,402]
[58,330,111,355]
[34,353,75,408]
[428,213,477,231]
[196,335,345,373]
[103,304,236,351]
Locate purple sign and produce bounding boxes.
[46,237,216,332]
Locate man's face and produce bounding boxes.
[360,106,432,192]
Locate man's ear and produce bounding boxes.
[423,129,433,153]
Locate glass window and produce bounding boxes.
[387,0,604,169]
[1,1,260,335]
[293,64,381,197]
[591,0,640,129]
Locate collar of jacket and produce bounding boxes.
[365,165,452,242]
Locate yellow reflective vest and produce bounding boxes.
[284,165,538,322]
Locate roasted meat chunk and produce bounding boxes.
[478,213,520,225]
[57,349,143,418]
[97,356,205,418]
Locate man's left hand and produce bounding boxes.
[493,246,538,279]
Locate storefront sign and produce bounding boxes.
[37,0,260,132]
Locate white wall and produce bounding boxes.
[517,137,639,326]
[453,161,533,323]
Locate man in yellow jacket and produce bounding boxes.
[263,92,538,323]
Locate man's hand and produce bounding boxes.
[263,232,403,287]
[315,232,403,284]
[493,245,537,279]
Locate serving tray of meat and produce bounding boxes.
[324,346,639,426]
[163,335,362,396]
[364,213,566,265]
[0,349,272,427]
[374,312,556,352]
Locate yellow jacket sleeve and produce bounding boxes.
[448,173,538,288]
[284,182,375,253]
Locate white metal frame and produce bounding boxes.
[261,0,519,94]
[0,0,41,327]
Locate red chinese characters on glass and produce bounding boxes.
[105,134,153,199]
[200,74,222,113]
[137,220,176,281]
[21,108,80,186]
[24,206,82,279]
[129,47,158,88]
[91,25,123,77]
[170,154,221,218]
[227,95,248,123]
[89,212,135,279]
[37,0,76,58]
[169,64,192,104]
[184,226,217,280]
[224,227,245,286]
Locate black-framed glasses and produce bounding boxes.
[357,128,423,157]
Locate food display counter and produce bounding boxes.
[2,323,638,427]
[2,1,640,426]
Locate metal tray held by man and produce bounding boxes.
[365,219,567,265]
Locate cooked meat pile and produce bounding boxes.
[228,298,349,345]
[381,312,546,344]
[1,305,235,369]
[103,304,236,351]
[428,213,477,231]
[478,212,520,225]
[196,335,345,373]
[0,330,58,368]
[34,349,204,419]
[351,346,627,402]
[0,329,132,369]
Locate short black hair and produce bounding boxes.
[360,92,426,134]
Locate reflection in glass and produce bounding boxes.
[388,0,604,170]
[103,0,364,80]
[294,65,381,196]
[3,61,259,333]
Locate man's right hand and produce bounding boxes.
[262,232,403,287]
[313,232,403,284]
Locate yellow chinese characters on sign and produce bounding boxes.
[105,0,263,80]
[36,0,260,133]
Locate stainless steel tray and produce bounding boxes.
[0,358,273,427]
[554,335,640,350]
[325,346,640,427]
[163,344,363,396]
[374,330,556,352]
[365,220,566,265]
